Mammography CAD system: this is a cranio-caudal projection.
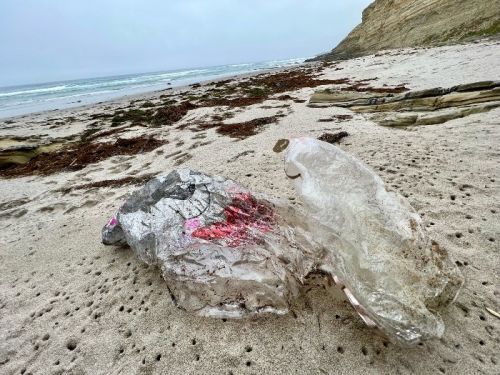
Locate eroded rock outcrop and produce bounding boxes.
[311,0,500,61]
[309,81,500,127]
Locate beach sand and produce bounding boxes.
[0,40,499,374]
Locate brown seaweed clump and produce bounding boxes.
[151,101,197,126]
[110,102,196,127]
[59,174,156,193]
[0,137,166,178]
[318,131,349,144]
[245,69,349,93]
[195,116,281,140]
[197,70,351,108]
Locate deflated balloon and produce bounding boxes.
[102,138,463,345]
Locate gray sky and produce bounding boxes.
[0,0,372,87]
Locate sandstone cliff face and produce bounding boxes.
[313,0,500,61]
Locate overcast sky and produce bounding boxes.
[0,0,372,87]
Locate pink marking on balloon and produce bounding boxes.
[184,218,201,230]
[192,193,275,247]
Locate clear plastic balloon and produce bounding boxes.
[102,138,463,345]
[284,137,463,345]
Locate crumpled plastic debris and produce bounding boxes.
[102,169,315,318]
[284,137,463,345]
[102,137,463,346]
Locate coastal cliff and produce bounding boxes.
[311,0,500,61]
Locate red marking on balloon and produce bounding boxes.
[191,193,275,247]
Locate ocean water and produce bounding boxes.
[0,58,306,119]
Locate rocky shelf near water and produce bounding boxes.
[309,81,500,127]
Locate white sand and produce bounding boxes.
[1,40,499,374]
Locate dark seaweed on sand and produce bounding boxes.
[0,137,166,177]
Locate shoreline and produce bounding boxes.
[0,61,309,121]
